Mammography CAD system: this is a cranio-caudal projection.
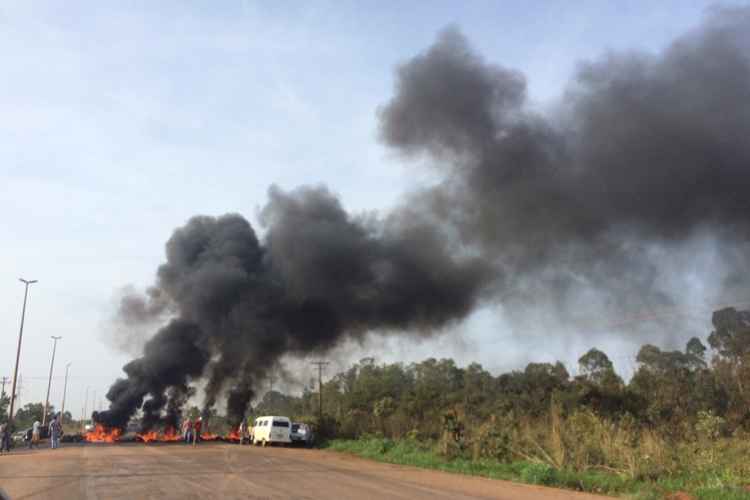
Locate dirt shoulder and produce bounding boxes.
[0,443,612,500]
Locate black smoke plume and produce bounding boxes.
[99,7,750,430]
[379,8,750,326]
[97,188,489,429]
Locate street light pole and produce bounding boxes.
[8,278,37,425]
[43,336,62,427]
[60,362,71,425]
[81,386,89,432]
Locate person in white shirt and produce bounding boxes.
[30,420,41,448]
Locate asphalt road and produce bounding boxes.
[0,443,609,500]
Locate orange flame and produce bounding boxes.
[225,427,242,442]
[136,430,158,443]
[162,427,181,442]
[136,426,182,443]
[200,432,220,441]
[85,424,122,443]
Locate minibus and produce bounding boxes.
[251,416,292,446]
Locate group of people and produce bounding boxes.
[180,416,203,445]
[0,413,63,454]
[178,417,252,445]
[33,415,62,449]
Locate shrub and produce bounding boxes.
[520,463,557,485]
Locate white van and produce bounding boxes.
[251,416,292,446]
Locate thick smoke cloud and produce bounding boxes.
[99,7,750,429]
[382,12,750,245]
[380,9,750,323]
[98,189,488,429]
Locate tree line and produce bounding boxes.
[251,307,750,441]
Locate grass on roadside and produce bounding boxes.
[322,438,750,500]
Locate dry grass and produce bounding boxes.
[454,406,750,498]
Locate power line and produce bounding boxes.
[573,299,750,334]
[20,375,114,380]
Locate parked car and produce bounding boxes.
[13,424,51,445]
[290,422,314,446]
[251,416,292,446]
[11,430,26,446]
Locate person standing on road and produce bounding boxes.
[182,418,192,444]
[49,415,61,449]
[239,419,248,445]
[0,422,11,454]
[30,420,41,449]
[192,417,202,446]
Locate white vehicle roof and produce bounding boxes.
[255,415,290,421]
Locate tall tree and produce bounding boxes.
[708,308,750,425]
[0,392,9,422]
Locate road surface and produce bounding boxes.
[0,443,609,500]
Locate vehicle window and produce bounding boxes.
[272,421,290,428]
[291,424,300,432]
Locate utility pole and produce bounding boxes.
[9,278,37,425]
[60,362,71,425]
[311,361,329,424]
[43,335,62,427]
[1,376,7,420]
[266,372,276,414]
[81,386,89,432]
[16,375,23,408]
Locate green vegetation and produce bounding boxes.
[254,307,750,499]
[323,437,750,499]
[324,437,634,493]
[0,392,8,422]
[11,402,72,430]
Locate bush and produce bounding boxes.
[520,463,557,485]
[470,414,514,462]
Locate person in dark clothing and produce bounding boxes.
[0,422,11,453]
[239,420,248,445]
[192,417,202,446]
[49,415,61,449]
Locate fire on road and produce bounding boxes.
[0,443,607,500]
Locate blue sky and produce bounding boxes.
[0,0,730,416]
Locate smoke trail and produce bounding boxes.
[99,7,750,429]
[97,189,489,429]
[382,11,750,245]
[379,9,750,327]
